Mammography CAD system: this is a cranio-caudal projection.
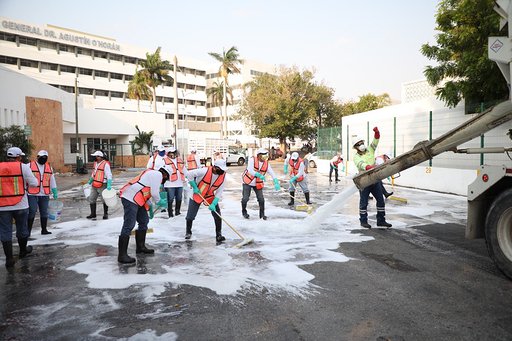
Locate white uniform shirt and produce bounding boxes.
[164,158,188,188]
[245,157,277,187]
[186,167,225,199]
[0,162,38,211]
[330,155,343,167]
[146,154,168,170]
[28,162,57,196]
[289,159,306,178]
[120,169,162,205]
[92,160,112,182]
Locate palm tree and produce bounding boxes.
[138,47,172,113]
[206,81,233,125]
[208,46,243,138]
[130,125,154,155]
[127,71,152,112]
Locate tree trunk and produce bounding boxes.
[137,99,140,112]
[152,86,157,113]
[279,137,287,157]
[223,78,228,139]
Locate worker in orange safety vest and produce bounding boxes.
[86,150,113,220]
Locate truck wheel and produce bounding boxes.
[485,188,512,279]
[237,158,245,166]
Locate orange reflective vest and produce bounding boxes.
[193,167,225,205]
[187,154,198,170]
[0,162,25,207]
[242,157,268,190]
[289,158,304,182]
[92,160,109,188]
[119,169,152,209]
[28,161,52,195]
[170,158,185,182]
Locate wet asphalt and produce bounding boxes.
[1,164,512,341]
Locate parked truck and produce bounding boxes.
[188,138,246,166]
[352,100,512,279]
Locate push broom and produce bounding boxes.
[286,181,314,214]
[196,192,254,248]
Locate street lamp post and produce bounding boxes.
[74,77,81,172]
[173,56,179,149]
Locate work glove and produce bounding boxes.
[365,165,375,171]
[283,164,289,174]
[51,188,58,199]
[373,127,380,139]
[208,197,219,211]
[289,175,298,183]
[87,178,93,185]
[273,178,281,191]
[148,204,154,219]
[189,180,200,194]
[106,179,112,190]
[157,198,167,208]
[254,172,265,181]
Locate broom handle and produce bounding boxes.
[287,180,310,206]
[196,192,246,240]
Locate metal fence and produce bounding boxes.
[317,126,342,159]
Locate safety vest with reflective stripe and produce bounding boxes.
[0,162,25,207]
[119,169,152,209]
[92,160,109,188]
[187,154,198,170]
[242,157,268,190]
[28,161,52,195]
[170,158,185,182]
[288,158,304,182]
[193,167,225,205]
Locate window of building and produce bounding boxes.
[70,137,81,153]
[60,85,74,93]
[18,36,37,46]
[164,97,174,104]
[0,55,17,65]
[58,44,74,53]
[94,50,108,59]
[124,56,137,64]
[110,72,123,80]
[95,89,109,97]
[78,88,93,95]
[20,58,38,68]
[60,65,76,74]
[77,47,92,56]
[110,91,124,98]
[95,70,108,78]
[125,74,134,81]
[39,40,57,50]
[41,62,58,71]
[197,85,206,92]
[78,67,93,76]
[165,114,174,120]
[0,32,16,42]
[196,116,206,122]
[110,53,123,62]
[250,70,265,77]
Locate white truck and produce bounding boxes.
[188,138,246,166]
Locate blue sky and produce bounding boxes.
[0,0,439,102]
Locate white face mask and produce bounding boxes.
[357,144,367,152]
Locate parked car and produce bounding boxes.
[307,151,334,168]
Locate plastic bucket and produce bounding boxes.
[48,200,64,222]
[102,188,118,208]
[83,184,91,199]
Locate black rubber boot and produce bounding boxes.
[135,230,154,254]
[117,235,135,263]
[384,191,394,198]
[2,241,15,268]
[361,222,372,229]
[305,192,312,205]
[18,237,33,258]
[103,204,109,220]
[288,192,295,206]
[185,219,193,239]
[41,217,51,235]
[241,202,249,219]
[28,217,34,237]
[215,219,225,243]
[259,202,267,220]
[175,200,181,216]
[86,204,97,220]
[168,201,174,218]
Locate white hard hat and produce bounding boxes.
[291,152,299,160]
[214,158,227,171]
[190,147,197,153]
[37,150,48,157]
[352,136,365,148]
[159,165,172,177]
[257,148,268,155]
[157,145,166,151]
[7,147,25,157]
[91,151,104,157]
[168,146,177,153]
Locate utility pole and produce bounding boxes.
[173,55,179,149]
[74,77,80,172]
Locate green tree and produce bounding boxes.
[138,47,172,113]
[127,71,152,112]
[421,0,508,109]
[340,93,391,116]
[130,125,154,155]
[0,125,33,162]
[208,46,243,138]
[206,80,233,108]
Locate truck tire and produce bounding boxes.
[485,188,512,279]
[237,158,245,166]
